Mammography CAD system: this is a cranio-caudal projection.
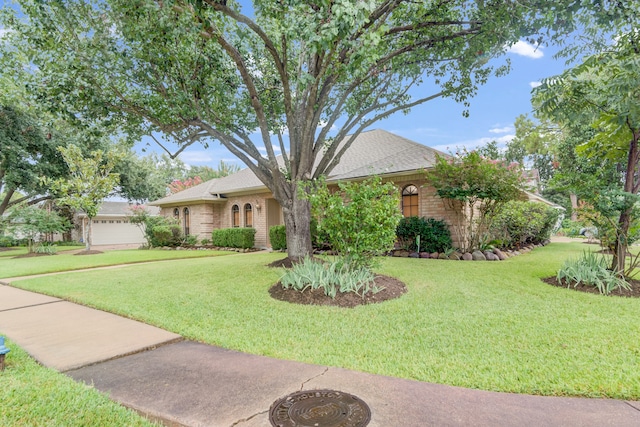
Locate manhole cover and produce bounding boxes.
[269,389,371,427]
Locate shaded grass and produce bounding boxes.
[9,244,640,399]
[0,338,159,426]
[0,248,234,278]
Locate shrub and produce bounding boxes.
[306,176,402,270]
[145,216,183,247]
[269,225,287,250]
[211,227,256,249]
[33,243,57,255]
[200,238,211,245]
[396,216,452,252]
[280,257,380,298]
[490,201,560,248]
[0,235,16,247]
[184,235,198,246]
[557,251,630,295]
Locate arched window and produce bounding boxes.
[402,185,419,217]
[244,203,253,227]
[232,205,240,227]
[173,208,180,219]
[183,207,190,235]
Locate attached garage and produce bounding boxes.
[76,202,159,246]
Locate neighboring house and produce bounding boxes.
[149,129,560,248]
[74,201,159,245]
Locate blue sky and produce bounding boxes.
[174,39,569,169]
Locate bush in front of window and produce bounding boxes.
[269,225,287,250]
[212,227,256,249]
[396,216,452,253]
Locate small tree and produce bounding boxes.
[306,176,402,271]
[6,204,70,252]
[426,151,525,252]
[47,144,121,251]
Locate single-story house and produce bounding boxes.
[149,129,559,248]
[74,201,159,246]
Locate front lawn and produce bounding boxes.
[7,243,640,399]
[0,248,234,278]
[0,338,159,427]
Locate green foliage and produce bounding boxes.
[559,219,584,238]
[557,251,630,295]
[184,235,198,246]
[0,104,65,216]
[0,235,16,247]
[490,201,560,249]
[396,216,452,252]
[143,216,183,247]
[269,225,287,251]
[306,176,402,270]
[5,204,71,253]
[426,150,525,252]
[33,243,58,255]
[280,257,379,298]
[211,228,256,249]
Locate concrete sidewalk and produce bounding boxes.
[1,284,639,427]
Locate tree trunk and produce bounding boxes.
[86,217,92,251]
[282,190,313,262]
[569,193,578,221]
[612,207,632,275]
[612,133,639,276]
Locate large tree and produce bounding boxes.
[3,0,594,260]
[534,30,640,275]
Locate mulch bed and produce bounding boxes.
[267,257,407,308]
[74,250,104,255]
[0,247,16,252]
[541,276,640,298]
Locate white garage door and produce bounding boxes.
[90,219,146,245]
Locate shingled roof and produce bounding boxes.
[150,129,446,206]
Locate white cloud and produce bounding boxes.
[179,151,214,164]
[507,40,544,59]
[489,126,514,134]
[430,134,515,153]
[529,81,542,88]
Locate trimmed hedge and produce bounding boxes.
[396,216,452,252]
[269,225,287,250]
[212,227,256,249]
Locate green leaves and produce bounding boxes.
[47,144,121,220]
[305,176,401,271]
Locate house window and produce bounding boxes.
[244,203,253,227]
[402,185,419,217]
[183,207,190,235]
[232,205,240,227]
[173,208,180,219]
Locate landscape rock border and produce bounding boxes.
[387,240,551,261]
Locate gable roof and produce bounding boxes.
[150,129,446,206]
[77,201,160,217]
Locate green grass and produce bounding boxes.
[0,248,234,278]
[7,243,640,399]
[0,338,159,426]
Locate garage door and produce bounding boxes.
[90,219,146,245]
